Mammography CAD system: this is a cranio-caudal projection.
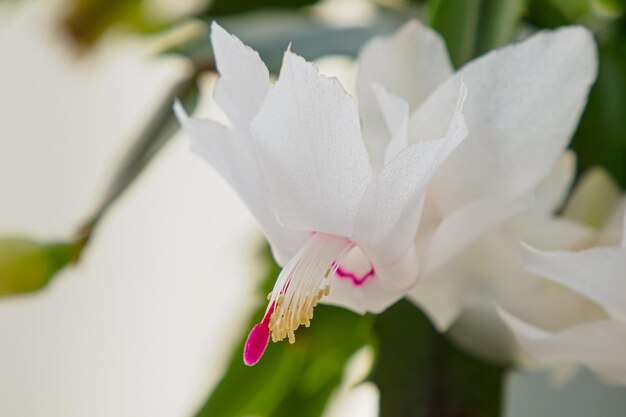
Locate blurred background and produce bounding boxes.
[0,0,625,416]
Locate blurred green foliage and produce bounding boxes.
[0,238,82,295]
[371,301,504,417]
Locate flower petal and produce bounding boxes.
[509,214,596,251]
[353,83,467,275]
[370,84,410,164]
[174,102,305,264]
[324,245,418,313]
[421,197,527,278]
[357,20,453,168]
[523,244,626,320]
[325,270,407,314]
[410,26,597,214]
[349,85,467,292]
[501,311,626,386]
[251,50,371,236]
[211,22,270,135]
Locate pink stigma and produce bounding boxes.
[243,303,274,366]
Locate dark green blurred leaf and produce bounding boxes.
[526,0,571,28]
[0,238,82,295]
[371,300,505,417]
[194,248,373,417]
[429,0,526,67]
[572,32,626,187]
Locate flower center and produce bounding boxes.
[244,233,354,366]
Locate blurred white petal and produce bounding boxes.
[523,244,626,320]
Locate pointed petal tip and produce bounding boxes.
[243,323,270,366]
[210,20,227,38]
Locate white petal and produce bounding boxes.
[325,272,406,314]
[421,197,527,278]
[353,83,467,274]
[211,22,270,135]
[251,51,372,236]
[502,311,626,386]
[371,84,410,164]
[523,244,626,320]
[357,20,453,168]
[324,245,417,313]
[562,167,621,228]
[411,27,597,213]
[509,213,597,251]
[174,102,305,264]
[533,150,576,214]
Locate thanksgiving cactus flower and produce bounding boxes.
[175,22,468,366]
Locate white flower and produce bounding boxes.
[175,22,468,365]
[176,19,598,366]
[501,203,626,385]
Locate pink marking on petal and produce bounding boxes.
[243,302,275,366]
[335,265,375,286]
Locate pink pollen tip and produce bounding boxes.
[243,322,270,366]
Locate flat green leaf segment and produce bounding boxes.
[371,300,505,417]
[194,249,504,417]
[0,238,82,295]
